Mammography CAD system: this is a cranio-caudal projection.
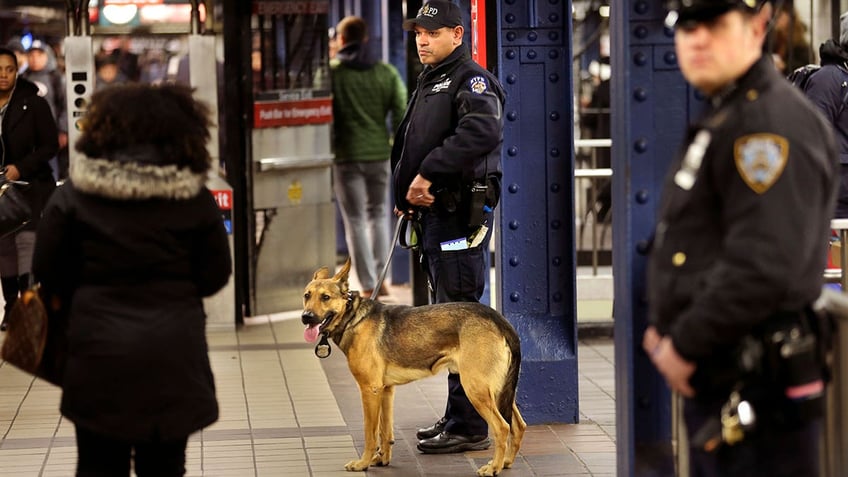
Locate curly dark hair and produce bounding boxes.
[75,83,212,173]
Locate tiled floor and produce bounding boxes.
[0,283,616,477]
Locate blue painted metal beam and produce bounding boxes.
[497,0,579,425]
[612,0,703,474]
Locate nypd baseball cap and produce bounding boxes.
[403,1,464,31]
[665,0,762,28]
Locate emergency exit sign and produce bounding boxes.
[254,98,333,128]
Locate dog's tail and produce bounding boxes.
[497,328,522,426]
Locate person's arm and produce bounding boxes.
[32,187,75,297]
[12,95,59,180]
[804,68,842,123]
[190,189,233,297]
[418,74,504,178]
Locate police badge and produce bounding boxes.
[469,76,488,94]
[734,133,789,194]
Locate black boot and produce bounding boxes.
[1,275,20,331]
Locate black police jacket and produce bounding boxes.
[391,45,505,211]
[648,56,838,367]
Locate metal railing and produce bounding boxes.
[820,219,848,477]
[575,138,612,275]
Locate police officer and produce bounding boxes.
[643,0,838,475]
[392,0,505,454]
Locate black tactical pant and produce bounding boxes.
[420,209,492,436]
[685,397,821,477]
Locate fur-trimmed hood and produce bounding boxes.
[70,147,206,201]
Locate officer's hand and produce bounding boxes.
[650,336,696,398]
[642,326,661,356]
[407,174,434,207]
[3,165,21,182]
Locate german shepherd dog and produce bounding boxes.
[301,259,525,476]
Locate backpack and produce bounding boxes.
[788,63,848,117]
[787,63,821,91]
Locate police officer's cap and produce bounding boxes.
[403,0,464,31]
[665,0,763,28]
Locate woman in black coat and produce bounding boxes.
[0,47,58,330]
[32,83,232,477]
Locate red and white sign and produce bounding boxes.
[211,189,233,211]
[254,98,333,128]
[104,0,163,5]
[471,0,487,69]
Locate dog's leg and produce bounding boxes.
[461,375,510,477]
[371,385,395,467]
[345,385,383,471]
[503,402,527,468]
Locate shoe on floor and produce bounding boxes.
[416,417,448,440]
[417,432,490,454]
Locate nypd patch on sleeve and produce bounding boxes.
[468,76,488,94]
[733,133,789,194]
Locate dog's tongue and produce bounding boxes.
[304,324,321,343]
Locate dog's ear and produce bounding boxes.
[333,257,352,286]
[313,266,331,280]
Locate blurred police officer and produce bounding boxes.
[392,0,505,454]
[643,0,838,475]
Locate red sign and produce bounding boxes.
[471,0,486,69]
[104,0,164,5]
[211,189,233,210]
[254,98,333,128]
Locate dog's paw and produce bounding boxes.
[344,458,370,471]
[476,461,500,476]
[370,451,390,467]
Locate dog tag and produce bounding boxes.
[315,334,331,359]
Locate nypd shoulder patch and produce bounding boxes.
[733,133,789,194]
[468,76,488,94]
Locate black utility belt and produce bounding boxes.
[432,176,500,227]
[736,308,829,422]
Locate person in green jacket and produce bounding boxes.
[331,16,407,296]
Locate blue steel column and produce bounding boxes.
[611,0,693,474]
[497,0,579,425]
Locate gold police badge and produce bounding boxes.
[733,133,789,194]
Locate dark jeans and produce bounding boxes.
[684,398,821,477]
[75,424,188,477]
[421,210,491,436]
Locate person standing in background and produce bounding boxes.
[769,1,814,73]
[22,40,68,180]
[4,39,28,74]
[393,1,505,454]
[0,47,59,332]
[803,11,848,218]
[33,83,231,476]
[331,16,407,297]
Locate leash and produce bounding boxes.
[371,214,408,301]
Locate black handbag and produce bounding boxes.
[0,179,31,238]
